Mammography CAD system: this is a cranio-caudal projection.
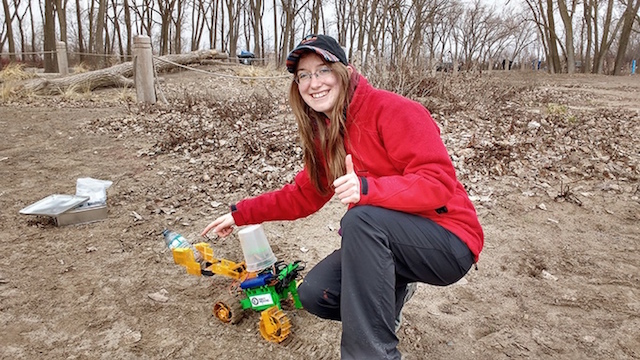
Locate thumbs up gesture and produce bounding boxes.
[333,154,360,205]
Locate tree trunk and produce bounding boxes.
[213,0,219,49]
[75,0,85,63]
[88,0,94,53]
[173,0,184,54]
[55,0,68,44]
[334,0,346,46]
[28,1,37,62]
[273,0,278,64]
[251,0,263,59]
[123,0,132,56]
[44,0,57,72]
[16,4,27,61]
[557,0,575,73]
[613,0,640,75]
[225,0,241,61]
[279,1,293,66]
[191,0,205,51]
[17,50,228,95]
[545,0,561,73]
[110,0,124,61]
[158,0,176,55]
[311,0,321,34]
[594,0,614,73]
[94,0,107,68]
[2,0,16,61]
[582,0,593,73]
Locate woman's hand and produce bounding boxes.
[201,213,236,238]
[333,154,360,205]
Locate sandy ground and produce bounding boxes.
[0,67,639,360]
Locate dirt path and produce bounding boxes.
[0,70,638,360]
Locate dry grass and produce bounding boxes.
[116,87,136,102]
[234,64,272,78]
[0,63,37,102]
[0,83,15,101]
[61,83,92,100]
[0,63,35,82]
[71,63,91,74]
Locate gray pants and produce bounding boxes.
[298,206,475,359]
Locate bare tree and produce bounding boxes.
[310,0,322,34]
[504,12,536,67]
[123,0,132,55]
[54,0,68,44]
[407,0,426,66]
[130,0,153,37]
[109,0,125,60]
[14,0,30,61]
[365,0,386,62]
[277,0,297,65]
[9,0,640,78]
[172,0,186,53]
[75,0,85,62]
[247,0,265,57]
[27,0,36,62]
[191,0,207,51]
[157,0,176,55]
[44,0,57,72]
[2,0,16,60]
[591,0,621,74]
[557,0,577,73]
[0,23,5,57]
[333,0,348,45]
[224,0,242,60]
[523,0,561,72]
[459,0,491,70]
[613,0,640,75]
[581,0,594,73]
[94,0,107,67]
[545,0,562,72]
[202,0,220,50]
[435,1,462,72]
[219,0,225,51]
[387,0,410,67]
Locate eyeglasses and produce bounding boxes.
[295,67,333,85]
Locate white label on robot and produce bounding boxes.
[250,294,274,306]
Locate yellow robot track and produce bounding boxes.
[259,306,291,343]
[212,295,244,324]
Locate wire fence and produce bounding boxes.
[2,49,271,62]
[0,46,293,104]
[0,49,288,80]
[0,50,56,56]
[153,56,290,80]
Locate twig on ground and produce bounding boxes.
[555,180,582,206]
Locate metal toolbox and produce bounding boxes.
[54,204,108,226]
[20,194,108,226]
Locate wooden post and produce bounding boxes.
[133,35,156,104]
[56,41,69,76]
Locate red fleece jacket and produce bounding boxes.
[231,75,484,261]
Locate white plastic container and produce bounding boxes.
[238,224,277,272]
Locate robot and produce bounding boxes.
[171,242,304,343]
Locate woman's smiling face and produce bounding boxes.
[296,53,341,116]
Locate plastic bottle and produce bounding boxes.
[162,229,203,263]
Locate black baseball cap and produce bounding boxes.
[286,34,348,73]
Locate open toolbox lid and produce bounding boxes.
[19,194,90,216]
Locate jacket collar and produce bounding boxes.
[346,69,370,122]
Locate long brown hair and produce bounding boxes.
[289,58,351,195]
